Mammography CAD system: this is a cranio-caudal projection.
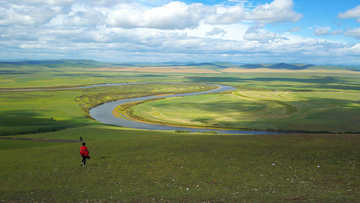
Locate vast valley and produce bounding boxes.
[0,61,359,202]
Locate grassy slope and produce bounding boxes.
[0,90,90,135]
[0,127,359,202]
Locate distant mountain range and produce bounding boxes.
[183,62,231,69]
[241,63,314,70]
[1,60,359,71]
[0,59,104,68]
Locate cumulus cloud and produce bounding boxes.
[7,0,127,6]
[313,27,330,36]
[338,5,360,22]
[1,0,304,30]
[246,0,303,23]
[288,26,301,32]
[1,23,358,64]
[106,2,210,30]
[204,5,246,24]
[64,9,106,27]
[344,28,360,39]
[330,29,343,35]
[0,28,40,41]
[0,4,59,26]
[7,0,76,6]
[72,0,302,30]
[243,24,277,43]
[206,27,226,36]
[313,27,343,36]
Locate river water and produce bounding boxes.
[89,83,280,134]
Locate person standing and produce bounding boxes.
[80,142,89,166]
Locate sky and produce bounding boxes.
[1,0,360,64]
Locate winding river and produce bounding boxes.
[89,83,280,134]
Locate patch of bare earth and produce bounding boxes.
[90,67,221,74]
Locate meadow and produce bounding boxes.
[129,90,360,133]
[1,127,359,202]
[1,61,360,202]
[0,83,215,136]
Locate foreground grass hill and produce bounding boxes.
[1,126,359,202]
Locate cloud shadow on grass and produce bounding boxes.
[0,110,90,136]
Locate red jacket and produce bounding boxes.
[80,146,89,157]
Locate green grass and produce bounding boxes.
[0,139,68,150]
[0,84,215,135]
[1,61,360,202]
[130,90,360,133]
[1,61,360,92]
[1,128,359,202]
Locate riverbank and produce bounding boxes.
[89,84,282,134]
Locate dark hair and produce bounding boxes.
[82,142,86,146]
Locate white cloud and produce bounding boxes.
[206,27,226,36]
[64,9,106,27]
[344,28,360,39]
[204,5,246,24]
[7,0,76,6]
[246,0,303,23]
[1,24,358,64]
[86,0,129,6]
[184,23,250,41]
[106,2,209,29]
[330,29,343,35]
[65,0,303,30]
[287,26,301,32]
[243,24,277,43]
[338,5,360,23]
[313,27,330,36]
[1,0,304,30]
[1,28,40,41]
[6,0,128,6]
[313,27,343,36]
[0,4,58,26]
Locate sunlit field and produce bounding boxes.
[129,90,360,133]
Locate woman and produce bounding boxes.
[80,142,90,166]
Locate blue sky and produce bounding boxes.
[0,0,360,64]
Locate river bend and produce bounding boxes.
[89,83,279,134]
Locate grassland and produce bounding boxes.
[1,61,360,202]
[129,90,360,133]
[0,83,216,136]
[1,126,359,202]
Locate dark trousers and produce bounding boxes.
[81,156,87,165]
